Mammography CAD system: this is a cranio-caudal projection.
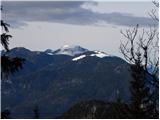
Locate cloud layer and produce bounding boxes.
[2,1,157,28]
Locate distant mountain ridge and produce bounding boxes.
[1,45,155,118]
[45,45,89,56]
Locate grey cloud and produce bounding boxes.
[99,12,157,27]
[2,1,157,28]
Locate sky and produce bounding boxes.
[1,1,158,57]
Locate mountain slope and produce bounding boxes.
[2,46,132,118]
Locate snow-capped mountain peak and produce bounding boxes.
[54,45,89,56]
[44,46,110,58]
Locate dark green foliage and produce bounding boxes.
[1,20,10,32]
[59,97,158,119]
[1,109,11,119]
[1,55,25,78]
[1,8,25,79]
[33,105,40,119]
[130,64,148,117]
[1,20,11,52]
[59,100,131,119]
[129,56,158,118]
[1,33,12,52]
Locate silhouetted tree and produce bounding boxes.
[120,1,159,118]
[1,6,25,119]
[33,105,40,119]
[149,1,159,22]
[1,109,11,119]
[1,6,25,78]
[120,18,158,119]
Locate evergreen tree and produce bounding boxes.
[33,105,40,119]
[1,109,11,119]
[129,56,151,118]
[1,6,25,79]
[1,6,25,119]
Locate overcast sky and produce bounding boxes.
[1,1,158,57]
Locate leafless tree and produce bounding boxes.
[148,1,159,22]
[119,1,159,118]
[120,24,158,88]
[120,24,158,117]
[1,7,25,78]
[120,0,159,88]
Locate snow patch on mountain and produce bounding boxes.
[72,55,86,61]
[54,45,88,56]
[72,50,110,61]
[90,51,108,58]
[47,53,54,55]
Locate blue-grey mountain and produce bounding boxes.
[1,45,140,118]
